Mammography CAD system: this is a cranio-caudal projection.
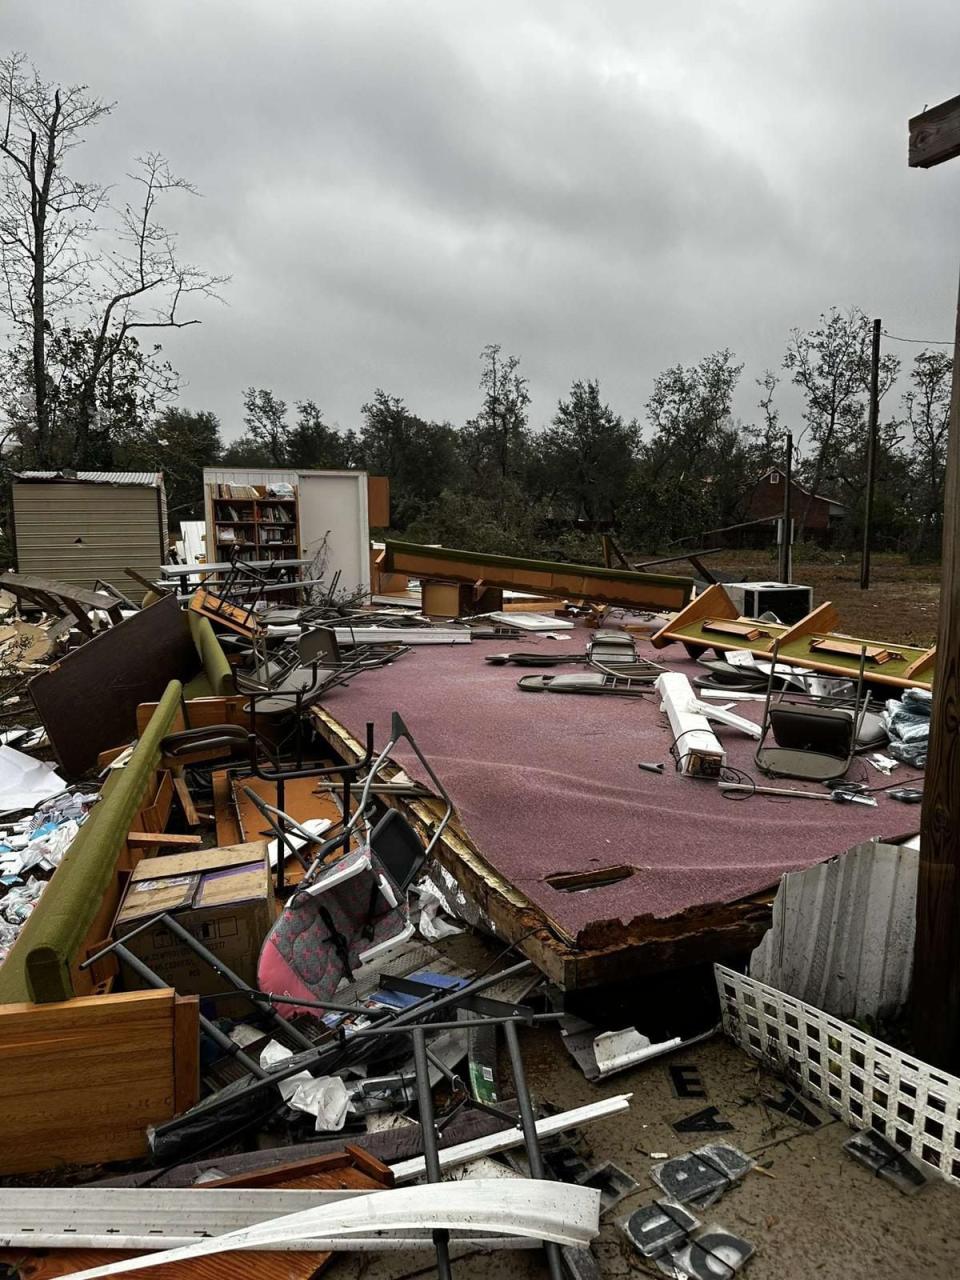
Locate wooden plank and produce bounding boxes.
[367,474,391,527]
[909,92,960,168]
[231,775,344,841]
[213,769,243,846]
[0,989,172,1034]
[189,588,256,638]
[0,1247,335,1280]
[173,995,200,1114]
[903,645,937,680]
[206,1147,392,1190]
[0,571,125,611]
[172,769,201,826]
[913,268,960,1066]
[127,831,204,848]
[137,694,249,738]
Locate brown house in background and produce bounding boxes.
[744,467,847,534]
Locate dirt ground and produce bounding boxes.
[325,1026,960,1280]
[704,551,940,647]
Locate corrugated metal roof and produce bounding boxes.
[749,836,918,1024]
[14,470,162,486]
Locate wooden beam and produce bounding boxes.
[384,539,694,612]
[910,93,960,168]
[913,267,960,1067]
[126,831,204,848]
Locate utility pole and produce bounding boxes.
[779,431,793,584]
[859,318,882,589]
[908,93,960,1068]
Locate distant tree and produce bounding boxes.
[0,55,225,467]
[627,350,748,547]
[223,389,349,470]
[902,349,953,559]
[354,390,461,528]
[115,406,222,524]
[285,399,350,470]
[460,344,531,484]
[534,379,637,525]
[237,387,289,465]
[1,323,178,468]
[782,308,899,534]
[749,370,785,472]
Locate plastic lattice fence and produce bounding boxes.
[715,963,960,1186]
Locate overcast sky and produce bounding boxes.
[3,0,959,441]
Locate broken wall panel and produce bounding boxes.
[29,594,198,775]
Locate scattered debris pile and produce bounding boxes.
[0,533,951,1280]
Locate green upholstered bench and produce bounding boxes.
[185,612,234,699]
[0,680,184,1005]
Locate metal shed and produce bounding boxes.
[12,471,168,602]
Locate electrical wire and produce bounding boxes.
[882,330,955,346]
[666,727,713,774]
[717,764,759,800]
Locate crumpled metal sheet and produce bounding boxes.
[749,837,918,1023]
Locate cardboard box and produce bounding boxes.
[114,842,274,1007]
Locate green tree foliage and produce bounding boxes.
[222,388,350,469]
[624,350,749,547]
[115,407,222,524]
[1,324,179,469]
[533,379,638,525]
[460,344,531,485]
[353,390,461,528]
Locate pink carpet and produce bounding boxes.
[320,628,922,944]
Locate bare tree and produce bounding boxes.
[0,54,110,460]
[0,54,225,466]
[902,349,953,558]
[782,307,898,536]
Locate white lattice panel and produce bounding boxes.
[715,964,960,1185]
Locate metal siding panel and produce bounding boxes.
[749,838,918,1022]
[13,483,165,601]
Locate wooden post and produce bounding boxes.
[913,273,960,1066]
[860,318,882,590]
[908,93,960,1066]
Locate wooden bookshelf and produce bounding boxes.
[211,484,300,563]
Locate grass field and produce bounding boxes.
[702,550,940,648]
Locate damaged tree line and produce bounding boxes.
[0,54,953,565]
